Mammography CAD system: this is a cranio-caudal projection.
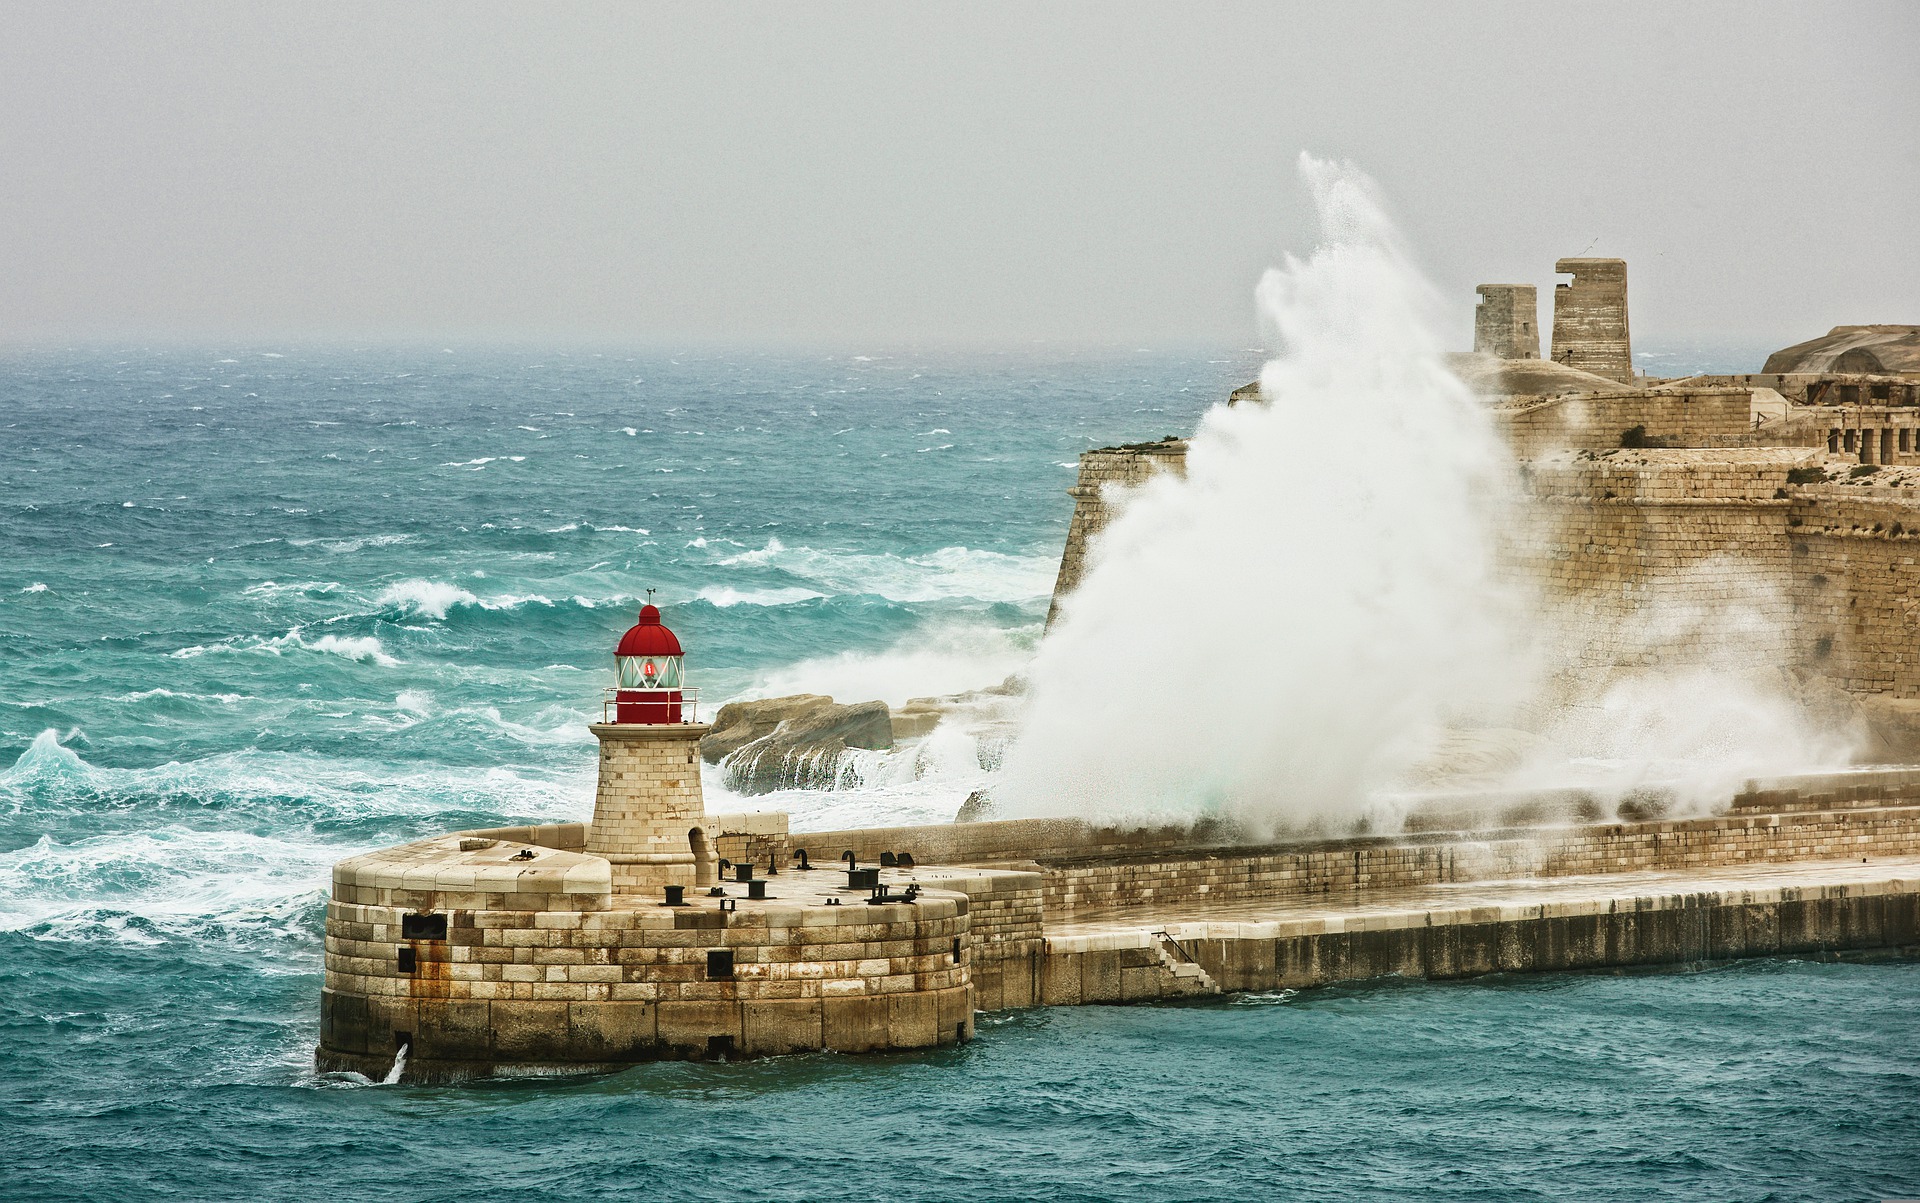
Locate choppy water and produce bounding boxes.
[2,345,1914,1201]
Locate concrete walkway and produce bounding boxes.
[1046,855,1920,941]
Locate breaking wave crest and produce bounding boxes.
[0,731,595,947]
[169,629,399,665]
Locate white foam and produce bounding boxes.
[696,586,826,608]
[241,580,343,600]
[114,688,247,705]
[171,629,400,665]
[734,623,1035,708]
[20,583,47,593]
[0,827,336,941]
[710,539,1056,605]
[376,579,479,619]
[999,155,1525,833]
[304,634,399,666]
[286,533,416,554]
[998,155,1844,833]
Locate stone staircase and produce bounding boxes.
[1152,931,1219,996]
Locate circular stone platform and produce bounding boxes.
[316,833,975,1081]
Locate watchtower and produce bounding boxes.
[1474,284,1540,360]
[1550,258,1633,382]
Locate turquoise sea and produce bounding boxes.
[2,345,1914,1202]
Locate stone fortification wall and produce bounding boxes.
[1474,284,1540,360]
[1550,257,1633,382]
[1815,410,1920,465]
[1666,373,1920,408]
[897,868,1049,1011]
[1047,438,1186,626]
[1035,804,1920,916]
[1494,388,1751,457]
[1517,450,1809,669]
[318,833,973,1079]
[1792,490,1920,695]
[1041,424,1920,695]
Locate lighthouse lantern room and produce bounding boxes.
[611,603,692,723]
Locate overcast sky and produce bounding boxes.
[2,1,1914,350]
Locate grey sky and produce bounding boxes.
[2,1,1914,350]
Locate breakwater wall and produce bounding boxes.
[1042,868,1920,1003]
[768,770,1920,1009]
[325,781,1920,1077]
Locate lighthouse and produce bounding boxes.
[584,602,716,892]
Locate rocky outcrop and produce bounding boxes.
[700,694,894,795]
[891,676,1025,748]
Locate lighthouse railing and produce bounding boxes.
[602,687,701,724]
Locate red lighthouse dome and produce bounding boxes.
[616,605,682,657]
[611,603,688,724]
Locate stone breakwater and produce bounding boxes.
[318,768,1920,1079]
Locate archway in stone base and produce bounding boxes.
[690,827,715,886]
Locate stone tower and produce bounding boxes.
[583,605,717,893]
[1550,258,1633,382]
[1474,284,1540,360]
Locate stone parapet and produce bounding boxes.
[330,835,611,912]
[1035,805,1920,917]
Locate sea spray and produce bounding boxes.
[997,155,1528,833]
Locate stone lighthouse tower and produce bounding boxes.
[584,602,715,894]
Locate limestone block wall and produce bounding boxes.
[1516,453,1809,671]
[1664,373,1920,408]
[1791,491,1920,695]
[1156,878,1920,997]
[1035,805,1920,917]
[791,815,1245,868]
[1550,257,1633,382]
[1813,408,1920,465]
[940,871,1047,1010]
[1474,284,1540,360]
[1495,389,1752,456]
[464,822,588,851]
[1048,439,1187,626]
[707,811,792,875]
[320,834,973,1077]
[585,722,711,892]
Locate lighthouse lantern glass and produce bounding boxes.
[617,654,682,689]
